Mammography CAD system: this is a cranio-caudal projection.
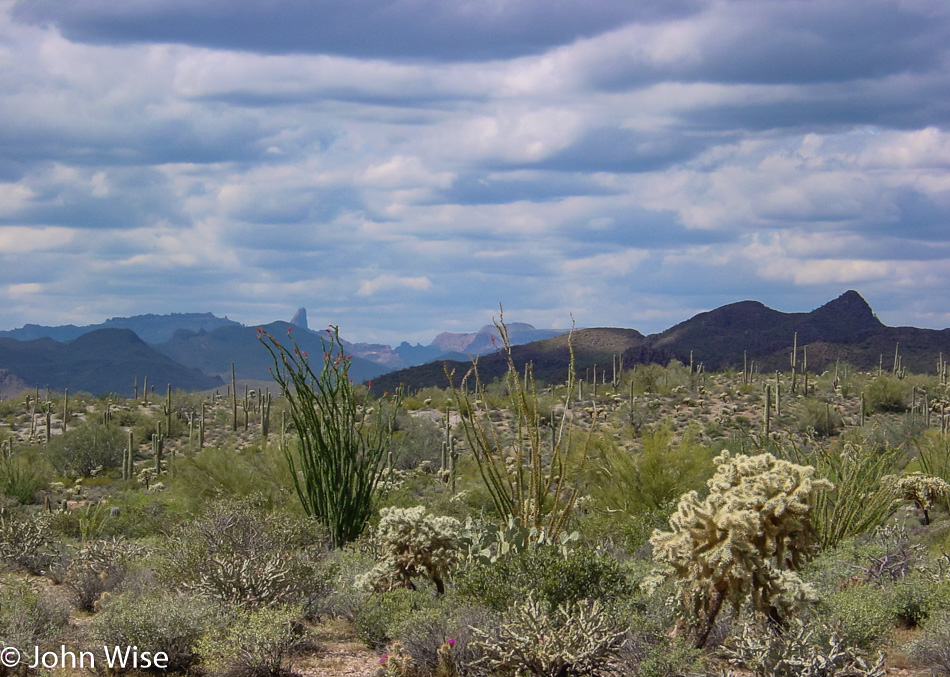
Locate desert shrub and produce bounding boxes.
[0,453,49,504]
[388,414,444,470]
[0,580,69,658]
[161,498,327,609]
[823,576,945,650]
[864,375,909,413]
[588,425,713,517]
[54,538,147,612]
[797,398,843,437]
[359,506,460,595]
[92,589,223,672]
[46,421,126,478]
[0,509,55,574]
[470,594,626,677]
[354,587,434,649]
[196,604,311,677]
[908,609,950,675]
[455,546,632,613]
[171,444,294,511]
[388,601,496,677]
[650,451,831,648]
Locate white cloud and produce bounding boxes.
[357,275,433,297]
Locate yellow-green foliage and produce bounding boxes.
[589,425,713,516]
[650,451,832,647]
[360,506,460,595]
[196,604,307,677]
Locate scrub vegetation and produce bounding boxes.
[0,322,949,676]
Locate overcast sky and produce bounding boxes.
[2,0,950,344]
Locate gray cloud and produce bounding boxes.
[11,0,702,61]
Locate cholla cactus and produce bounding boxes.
[650,451,832,648]
[723,619,886,677]
[882,471,950,525]
[361,506,461,595]
[470,593,626,676]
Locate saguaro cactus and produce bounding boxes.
[651,451,832,648]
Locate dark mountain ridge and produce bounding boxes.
[369,291,950,392]
[0,329,223,396]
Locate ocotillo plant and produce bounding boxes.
[449,309,587,542]
[259,325,401,548]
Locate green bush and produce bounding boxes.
[587,425,713,516]
[864,375,909,414]
[455,547,632,613]
[196,604,311,677]
[0,452,49,504]
[0,580,68,657]
[797,398,843,437]
[353,587,433,649]
[92,589,222,672]
[46,421,126,478]
[824,578,945,649]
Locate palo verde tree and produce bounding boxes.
[650,451,832,648]
[259,325,400,548]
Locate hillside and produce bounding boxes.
[0,329,223,395]
[367,291,950,391]
[369,327,645,393]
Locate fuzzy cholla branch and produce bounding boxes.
[650,451,832,648]
[882,471,950,525]
[722,619,885,677]
[471,594,626,676]
[359,506,460,595]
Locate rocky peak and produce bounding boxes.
[290,307,309,330]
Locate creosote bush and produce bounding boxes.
[196,604,311,677]
[0,580,69,659]
[92,589,222,673]
[46,421,126,478]
[650,451,832,648]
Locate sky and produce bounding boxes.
[2,0,950,345]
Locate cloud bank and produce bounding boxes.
[3,0,950,342]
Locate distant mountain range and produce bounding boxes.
[2,292,948,397]
[0,312,241,344]
[0,310,565,396]
[369,291,950,393]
